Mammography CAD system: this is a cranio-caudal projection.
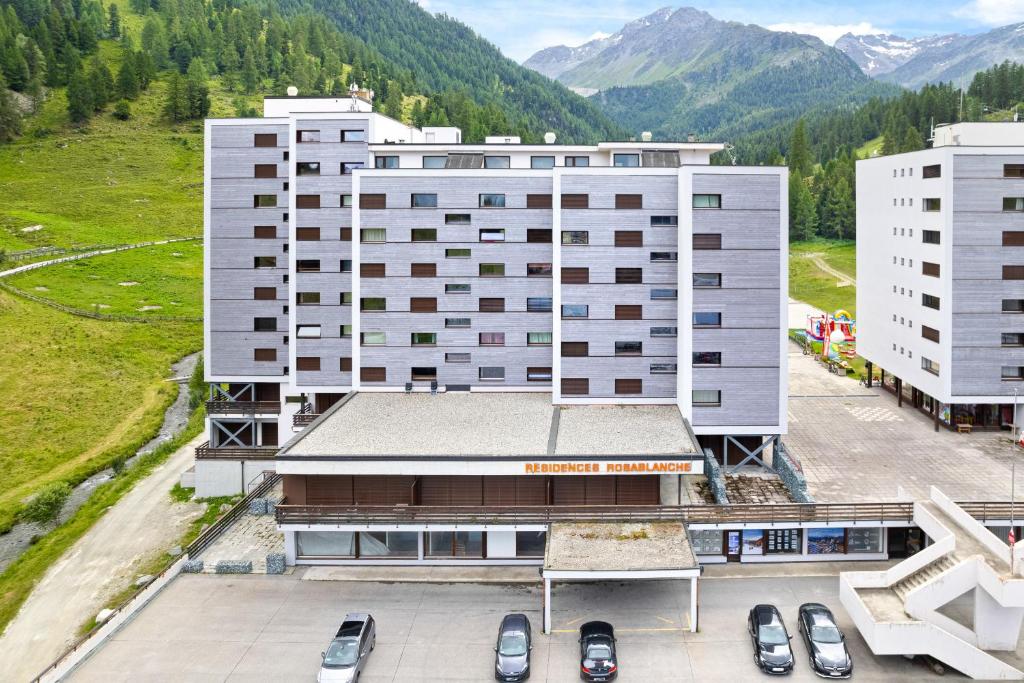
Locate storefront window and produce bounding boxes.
[426,531,483,557]
[689,529,724,555]
[846,528,883,554]
[807,528,846,554]
[516,531,546,557]
[296,531,355,557]
[765,529,801,554]
[742,529,764,556]
[358,531,418,557]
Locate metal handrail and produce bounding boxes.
[205,400,282,414]
[195,441,279,460]
[186,472,281,558]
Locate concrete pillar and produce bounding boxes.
[974,588,1024,650]
[865,361,873,387]
[543,577,552,635]
[897,378,903,408]
[690,577,699,633]
[659,474,681,505]
[284,530,297,566]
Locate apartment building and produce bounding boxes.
[857,122,1024,432]
[202,93,787,563]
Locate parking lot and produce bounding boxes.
[69,569,973,682]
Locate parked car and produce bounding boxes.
[798,603,853,678]
[318,612,376,683]
[579,621,618,681]
[748,604,795,675]
[494,613,532,681]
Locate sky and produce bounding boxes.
[414,0,1024,61]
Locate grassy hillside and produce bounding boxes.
[789,240,856,315]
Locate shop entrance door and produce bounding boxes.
[887,527,924,559]
[725,531,742,562]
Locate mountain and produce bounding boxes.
[834,33,958,77]
[523,6,893,140]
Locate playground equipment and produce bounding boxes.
[805,310,857,365]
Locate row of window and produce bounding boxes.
[370,153,653,170]
[257,193,722,211]
[903,163,1024,180]
[286,321,684,340]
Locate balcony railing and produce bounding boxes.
[195,441,279,460]
[293,403,319,427]
[205,400,281,414]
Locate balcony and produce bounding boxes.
[195,441,279,460]
[205,400,281,415]
[292,403,320,427]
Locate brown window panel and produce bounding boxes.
[340,357,352,372]
[561,193,589,209]
[411,263,437,277]
[296,194,320,209]
[410,297,437,313]
[253,225,277,239]
[693,233,722,250]
[615,305,642,320]
[1005,231,1024,246]
[615,231,643,247]
[527,194,553,209]
[615,267,643,284]
[296,356,321,371]
[361,263,386,277]
[479,298,505,312]
[360,193,386,209]
[1007,164,1024,178]
[253,348,277,361]
[1004,266,1024,280]
[295,227,320,241]
[527,229,552,243]
[340,227,352,241]
[561,341,589,357]
[253,287,276,300]
[615,194,643,209]
[561,378,589,395]
[361,367,386,382]
[254,163,277,178]
[561,267,590,284]
[922,261,940,277]
[615,378,643,395]
[921,325,940,343]
[253,133,277,147]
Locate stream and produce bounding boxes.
[0,352,201,573]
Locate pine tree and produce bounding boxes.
[107,4,120,39]
[0,73,22,142]
[163,71,188,122]
[241,46,258,94]
[825,177,855,240]
[899,125,925,153]
[789,173,817,242]
[788,119,812,178]
[184,58,210,119]
[87,57,113,111]
[66,66,92,123]
[116,54,139,99]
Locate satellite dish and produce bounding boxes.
[543,132,556,144]
[640,131,652,142]
[286,86,298,97]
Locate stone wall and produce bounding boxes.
[703,448,730,504]
[773,441,813,503]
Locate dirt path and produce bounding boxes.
[803,252,854,288]
[0,237,199,280]
[0,434,205,680]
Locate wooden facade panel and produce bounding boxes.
[306,475,353,505]
[361,263,386,277]
[552,477,586,505]
[282,474,307,505]
[360,193,386,209]
[615,305,642,320]
[561,377,590,395]
[527,194,552,209]
[616,475,660,505]
[615,194,643,210]
[562,193,589,209]
[561,267,590,284]
[410,297,437,312]
[615,231,643,247]
[585,476,616,504]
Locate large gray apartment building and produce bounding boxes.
[201,92,787,564]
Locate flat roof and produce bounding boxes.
[544,522,698,572]
[278,392,700,459]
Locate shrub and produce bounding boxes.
[111,454,127,475]
[22,482,72,524]
[112,99,131,120]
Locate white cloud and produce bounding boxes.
[954,0,1024,25]
[766,21,890,45]
[576,31,611,46]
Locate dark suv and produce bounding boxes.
[748,604,794,675]
[494,613,532,681]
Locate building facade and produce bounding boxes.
[857,122,1024,431]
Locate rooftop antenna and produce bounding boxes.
[349,82,359,112]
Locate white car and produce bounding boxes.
[318,612,376,683]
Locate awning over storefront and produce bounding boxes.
[541,521,702,634]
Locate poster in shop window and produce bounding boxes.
[807,528,846,554]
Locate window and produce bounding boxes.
[361,298,386,311]
[446,248,471,258]
[254,256,277,268]
[359,193,384,209]
[253,226,276,239]
[692,390,721,406]
[253,317,276,332]
[292,162,318,177]
[1005,300,1024,313]
[1006,266,1024,280]
[341,194,353,208]
[360,368,387,384]
[531,156,555,169]
[296,227,320,242]
[341,162,364,175]
[615,231,643,247]
[340,325,352,338]
[561,193,589,209]
[615,194,643,209]
[361,331,386,345]
[1006,164,1024,178]
[923,198,941,211]
[1006,232,1024,247]
[340,291,352,306]
[445,213,471,224]
[561,304,588,318]
[479,193,506,208]
[693,312,721,327]
[411,332,437,346]
[616,268,642,284]
[694,273,721,288]
[254,163,277,178]
[693,234,722,250]
[445,353,471,363]
[361,228,386,243]
[423,155,447,169]
[650,326,677,337]
[923,164,941,178]
[340,260,352,273]
[615,341,642,356]
[445,318,471,328]
[650,363,677,374]
[693,352,721,366]
[527,194,552,209]
[561,342,588,357]
[479,229,505,242]
[296,325,321,338]
[651,251,678,262]
[484,156,510,169]
[615,305,642,320]
[921,357,940,376]
[561,267,589,284]
[253,287,276,301]
[561,231,588,245]
[410,297,437,313]
[479,367,505,381]
[254,348,276,361]
[564,156,590,167]
[527,263,552,277]
[1003,333,1024,347]
[412,229,437,242]
[479,263,505,277]
[411,193,438,208]
[561,378,589,395]
[922,230,940,244]
[254,194,277,208]
[1004,367,1024,381]
[296,292,320,305]
[528,297,553,312]
[254,133,277,147]
[527,367,553,382]
[527,332,552,346]
[296,194,320,209]
[296,357,320,372]
[651,288,677,300]
[922,261,940,277]
[922,293,941,310]
[374,156,399,169]
[479,298,505,312]
[361,263,386,277]
[296,259,319,272]
[526,229,552,243]
[615,379,643,395]
[692,194,721,209]
[296,130,319,143]
[651,215,678,226]
[341,130,366,142]
[446,283,471,294]
[613,153,640,167]
[922,326,940,343]
[411,263,436,277]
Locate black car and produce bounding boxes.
[494,613,532,681]
[798,603,853,678]
[748,604,795,675]
[579,621,618,681]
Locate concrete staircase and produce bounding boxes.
[841,488,1024,680]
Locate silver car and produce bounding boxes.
[318,612,376,683]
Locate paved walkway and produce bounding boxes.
[785,342,1017,502]
[198,494,284,574]
[0,434,205,681]
[787,297,822,330]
